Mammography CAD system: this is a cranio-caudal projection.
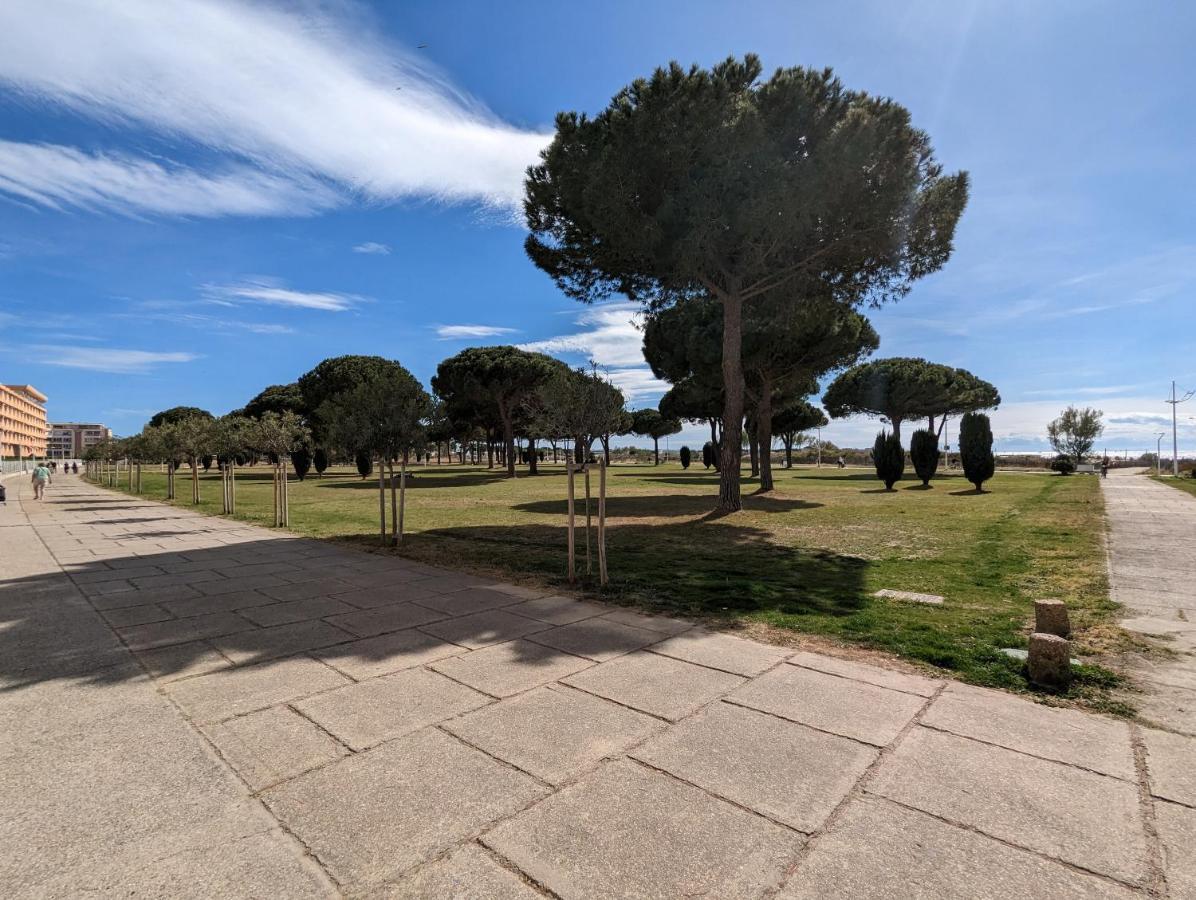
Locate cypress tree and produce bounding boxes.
[909,428,939,487]
[355,450,373,479]
[701,442,715,470]
[960,411,995,491]
[313,447,329,475]
[679,446,692,469]
[872,430,905,490]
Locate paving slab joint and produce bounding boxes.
[1129,724,1169,897]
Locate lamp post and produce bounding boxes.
[816,426,822,468]
[1166,381,1194,476]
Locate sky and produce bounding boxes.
[1,0,1194,456]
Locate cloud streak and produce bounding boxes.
[436,324,518,339]
[0,0,550,217]
[0,140,336,217]
[29,345,199,374]
[353,242,392,255]
[204,279,362,312]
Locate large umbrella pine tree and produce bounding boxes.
[524,55,968,511]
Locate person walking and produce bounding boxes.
[32,462,52,500]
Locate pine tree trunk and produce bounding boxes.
[653,438,659,466]
[757,381,774,491]
[718,293,744,511]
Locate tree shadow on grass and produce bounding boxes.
[512,493,822,518]
[404,521,868,621]
[316,470,512,491]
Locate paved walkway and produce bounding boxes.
[1104,470,1196,737]
[2,476,1194,897]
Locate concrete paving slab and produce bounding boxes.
[649,629,791,676]
[132,640,231,682]
[598,608,694,635]
[201,705,349,790]
[158,588,276,618]
[191,573,287,595]
[504,594,609,625]
[100,602,172,628]
[211,619,354,665]
[329,584,441,609]
[728,663,925,746]
[868,727,1148,885]
[527,617,663,661]
[632,701,876,832]
[484,759,801,899]
[314,628,464,680]
[778,796,1140,899]
[325,602,447,637]
[922,683,1136,779]
[238,596,357,627]
[293,667,490,750]
[430,638,593,697]
[786,650,941,697]
[445,685,660,784]
[116,610,257,651]
[421,608,552,649]
[414,586,523,617]
[380,844,544,899]
[1142,727,1196,807]
[166,655,350,724]
[260,578,355,602]
[91,583,201,610]
[264,727,547,891]
[1155,800,1196,897]
[408,573,494,595]
[563,650,744,720]
[484,582,552,600]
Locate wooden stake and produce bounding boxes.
[566,459,576,583]
[389,459,398,546]
[598,457,608,585]
[398,460,407,544]
[378,453,386,545]
[584,463,592,575]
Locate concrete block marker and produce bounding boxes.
[1035,598,1072,637]
[873,588,944,605]
[1028,632,1072,688]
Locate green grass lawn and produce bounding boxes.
[94,461,1127,708]
[1153,474,1196,498]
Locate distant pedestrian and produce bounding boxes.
[32,462,52,500]
[837,455,846,469]
[72,462,79,475]
[1101,458,1109,479]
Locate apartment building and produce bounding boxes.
[48,422,113,459]
[1,384,48,458]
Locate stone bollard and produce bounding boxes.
[1028,633,1071,688]
[1034,599,1071,638]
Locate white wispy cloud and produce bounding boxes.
[436,324,518,339]
[520,302,649,368]
[0,140,336,217]
[519,301,670,402]
[125,311,296,335]
[0,0,550,217]
[353,242,392,255]
[30,345,199,374]
[203,279,362,312]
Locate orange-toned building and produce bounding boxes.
[1,384,48,459]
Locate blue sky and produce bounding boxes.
[1,0,1194,454]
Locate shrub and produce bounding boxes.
[1050,455,1075,475]
[872,430,904,489]
[909,428,939,487]
[313,447,329,475]
[679,446,692,469]
[201,455,214,472]
[355,450,373,479]
[701,441,715,470]
[960,411,995,490]
[291,448,311,481]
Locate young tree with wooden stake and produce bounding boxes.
[210,415,250,515]
[250,411,310,528]
[316,363,430,547]
[525,55,968,512]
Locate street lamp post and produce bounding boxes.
[1166,381,1194,476]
